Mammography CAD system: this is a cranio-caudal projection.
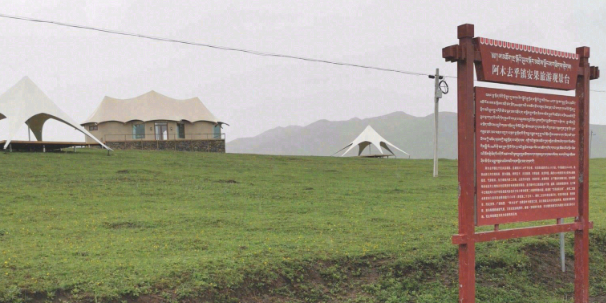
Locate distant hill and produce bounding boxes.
[228,111,457,159]
[590,124,606,158]
[228,111,606,159]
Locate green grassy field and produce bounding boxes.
[1,149,605,302]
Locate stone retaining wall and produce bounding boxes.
[105,139,225,153]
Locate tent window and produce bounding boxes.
[177,123,185,139]
[132,124,145,140]
[89,125,98,131]
[213,125,221,139]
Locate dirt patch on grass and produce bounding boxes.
[20,239,606,303]
[519,240,606,303]
[224,258,385,303]
[522,242,575,290]
[103,221,151,229]
[215,179,238,184]
[116,169,160,175]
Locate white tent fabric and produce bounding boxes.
[83,90,225,125]
[0,77,111,150]
[338,125,409,157]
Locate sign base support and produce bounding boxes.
[458,242,476,302]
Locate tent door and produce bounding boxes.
[155,122,168,140]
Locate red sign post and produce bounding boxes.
[443,24,600,302]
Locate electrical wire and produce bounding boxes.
[0,12,602,91]
[0,13,434,77]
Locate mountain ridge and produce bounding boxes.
[228,111,606,159]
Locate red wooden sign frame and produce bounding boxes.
[442,24,600,303]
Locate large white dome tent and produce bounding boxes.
[0,77,110,151]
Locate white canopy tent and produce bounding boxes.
[336,125,409,157]
[0,77,110,150]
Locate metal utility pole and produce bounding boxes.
[429,68,448,177]
[557,218,566,272]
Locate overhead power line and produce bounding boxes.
[0,13,439,78]
[0,12,603,91]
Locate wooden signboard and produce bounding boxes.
[475,87,579,226]
[442,24,600,303]
[475,38,580,90]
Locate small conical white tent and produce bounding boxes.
[336,125,409,157]
[0,77,110,150]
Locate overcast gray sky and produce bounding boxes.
[0,0,605,142]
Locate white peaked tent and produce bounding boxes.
[0,77,111,150]
[337,125,409,157]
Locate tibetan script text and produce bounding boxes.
[475,87,579,225]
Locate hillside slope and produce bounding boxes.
[229,111,606,159]
[228,111,458,159]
